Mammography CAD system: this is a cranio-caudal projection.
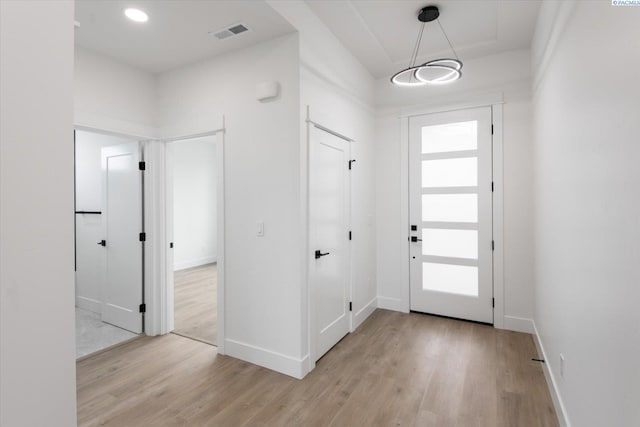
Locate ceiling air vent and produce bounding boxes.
[210,23,249,40]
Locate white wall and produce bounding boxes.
[267,0,378,367]
[172,137,217,271]
[76,130,131,211]
[532,2,640,426]
[74,130,132,313]
[301,68,378,337]
[0,1,77,425]
[74,46,157,137]
[374,48,535,328]
[156,34,304,376]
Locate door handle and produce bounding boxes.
[97,240,106,247]
[315,250,330,259]
[410,236,422,242]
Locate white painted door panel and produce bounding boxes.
[75,214,104,313]
[310,125,350,361]
[409,107,493,323]
[101,142,143,334]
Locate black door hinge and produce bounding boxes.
[139,303,146,313]
[491,181,494,192]
[139,161,146,171]
[348,159,356,170]
[492,298,495,308]
[169,242,174,248]
[492,240,495,251]
[139,232,146,242]
[491,124,494,135]
[349,231,352,241]
[349,302,353,312]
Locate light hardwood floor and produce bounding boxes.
[173,263,217,344]
[77,309,559,427]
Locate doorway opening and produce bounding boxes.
[74,128,145,358]
[166,134,220,346]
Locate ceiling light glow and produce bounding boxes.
[124,8,148,23]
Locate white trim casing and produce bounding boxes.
[302,107,313,376]
[533,322,571,427]
[377,296,406,312]
[503,315,534,334]
[225,339,308,380]
[143,140,170,336]
[352,296,377,330]
[492,104,505,329]
[146,127,225,353]
[398,117,410,313]
[216,127,226,354]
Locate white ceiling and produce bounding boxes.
[74,0,296,74]
[305,0,542,78]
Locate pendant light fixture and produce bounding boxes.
[391,5,462,87]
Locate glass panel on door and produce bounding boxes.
[421,120,477,153]
[421,157,477,188]
[421,194,478,223]
[422,263,478,296]
[422,229,478,259]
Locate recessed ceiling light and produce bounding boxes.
[124,8,148,23]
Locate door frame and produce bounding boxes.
[399,102,505,329]
[305,111,354,369]
[74,124,227,346]
[153,127,226,351]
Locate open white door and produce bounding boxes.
[309,125,351,361]
[100,142,143,334]
[409,107,493,324]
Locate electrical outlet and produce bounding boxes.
[560,353,565,378]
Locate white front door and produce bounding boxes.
[409,107,493,323]
[101,142,143,333]
[309,125,351,361]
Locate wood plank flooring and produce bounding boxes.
[77,309,559,427]
[173,263,216,344]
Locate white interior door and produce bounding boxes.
[310,125,351,361]
[101,142,143,334]
[409,107,493,323]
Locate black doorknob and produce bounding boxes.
[315,250,330,259]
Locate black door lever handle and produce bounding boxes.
[97,240,106,246]
[410,236,422,242]
[315,250,330,259]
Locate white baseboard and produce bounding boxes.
[532,321,571,427]
[377,296,408,313]
[224,338,308,380]
[502,315,535,334]
[76,296,101,314]
[352,296,377,330]
[174,256,216,271]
